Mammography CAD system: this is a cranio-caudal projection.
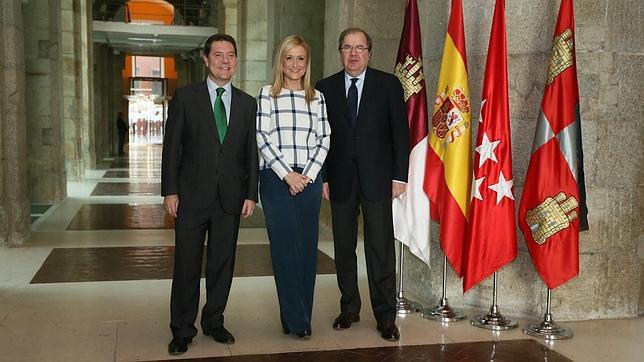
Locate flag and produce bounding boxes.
[392,0,431,265]
[423,0,472,277]
[462,0,516,292]
[518,0,588,290]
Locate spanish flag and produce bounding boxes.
[423,0,472,277]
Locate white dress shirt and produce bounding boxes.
[206,76,232,124]
[344,70,366,114]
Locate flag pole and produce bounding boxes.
[471,271,517,330]
[421,254,465,321]
[396,241,423,314]
[523,288,573,339]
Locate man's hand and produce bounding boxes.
[322,182,330,201]
[392,182,406,199]
[164,194,179,218]
[241,199,256,218]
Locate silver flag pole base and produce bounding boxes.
[471,305,517,331]
[522,313,573,340]
[421,298,466,322]
[396,293,423,314]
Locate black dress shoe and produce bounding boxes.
[282,327,290,335]
[377,320,400,341]
[205,326,235,344]
[295,329,311,339]
[332,313,360,329]
[168,336,192,355]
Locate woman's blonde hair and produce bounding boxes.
[270,35,315,103]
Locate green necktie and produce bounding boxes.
[214,87,227,142]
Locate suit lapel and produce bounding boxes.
[197,81,221,144]
[224,86,243,146]
[356,67,373,126]
[332,71,352,127]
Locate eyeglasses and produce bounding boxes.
[339,45,369,53]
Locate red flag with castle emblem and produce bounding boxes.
[462,0,516,292]
[392,0,431,265]
[518,0,589,290]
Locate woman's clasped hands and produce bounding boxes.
[283,171,311,196]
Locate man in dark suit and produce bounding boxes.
[161,33,258,355]
[316,28,409,341]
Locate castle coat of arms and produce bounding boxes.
[526,192,579,245]
[394,55,424,102]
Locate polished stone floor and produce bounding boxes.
[31,245,336,283]
[152,340,571,361]
[66,204,266,230]
[1,144,641,361]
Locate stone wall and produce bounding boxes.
[322,0,643,320]
[267,0,325,85]
[323,0,407,77]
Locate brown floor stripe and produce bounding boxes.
[103,170,162,178]
[91,182,161,196]
[148,340,571,362]
[66,204,266,230]
[30,244,335,283]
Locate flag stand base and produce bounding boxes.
[395,241,422,314]
[396,294,423,315]
[471,305,517,330]
[523,313,573,339]
[421,255,465,322]
[471,272,517,330]
[523,289,573,339]
[421,298,466,322]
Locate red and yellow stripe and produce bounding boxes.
[424,0,472,276]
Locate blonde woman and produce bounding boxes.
[256,35,330,339]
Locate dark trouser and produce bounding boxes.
[170,193,240,338]
[260,168,322,333]
[118,131,126,154]
[330,170,396,324]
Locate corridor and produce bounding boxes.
[0,145,640,361]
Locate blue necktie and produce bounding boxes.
[347,78,358,127]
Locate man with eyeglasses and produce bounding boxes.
[316,27,409,341]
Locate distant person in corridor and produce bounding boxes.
[116,112,127,155]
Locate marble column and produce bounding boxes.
[218,0,239,84]
[23,0,67,203]
[60,0,86,180]
[0,0,30,246]
[236,0,268,96]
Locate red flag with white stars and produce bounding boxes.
[463,0,517,292]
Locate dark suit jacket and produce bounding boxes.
[316,67,409,202]
[161,81,258,214]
